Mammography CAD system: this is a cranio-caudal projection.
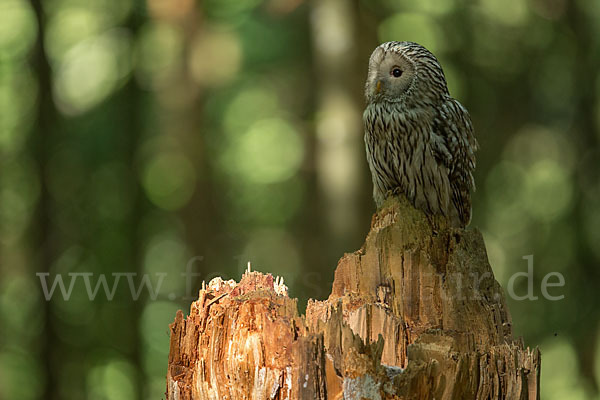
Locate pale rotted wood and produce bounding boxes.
[166,195,540,399]
[167,274,327,399]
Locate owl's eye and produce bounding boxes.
[391,68,403,78]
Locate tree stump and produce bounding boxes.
[166,196,541,399]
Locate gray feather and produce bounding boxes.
[363,42,477,227]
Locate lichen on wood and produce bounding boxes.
[166,195,540,399]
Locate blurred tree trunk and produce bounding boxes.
[122,8,146,399]
[30,1,59,398]
[166,196,540,399]
[310,0,365,254]
[565,1,600,394]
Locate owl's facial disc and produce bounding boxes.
[366,47,415,103]
[373,65,404,95]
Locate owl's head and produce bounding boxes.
[365,41,449,106]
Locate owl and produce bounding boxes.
[363,41,477,227]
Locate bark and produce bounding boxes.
[166,195,541,399]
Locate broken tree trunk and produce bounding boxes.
[166,196,541,399]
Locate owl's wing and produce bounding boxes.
[432,96,478,226]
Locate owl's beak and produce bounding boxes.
[375,80,382,94]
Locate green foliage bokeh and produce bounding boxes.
[1,0,599,398]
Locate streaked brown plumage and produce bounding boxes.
[363,41,477,227]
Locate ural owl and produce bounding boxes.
[363,41,478,227]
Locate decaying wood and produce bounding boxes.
[166,196,541,399]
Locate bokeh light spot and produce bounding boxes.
[0,64,38,152]
[143,233,188,294]
[0,351,44,399]
[147,0,194,20]
[523,160,572,221]
[49,248,98,337]
[0,0,37,61]
[504,125,575,170]
[541,338,588,400]
[0,276,42,338]
[378,13,442,54]
[45,7,103,63]
[221,118,304,184]
[135,22,183,89]
[223,86,279,136]
[479,0,529,26]
[54,30,132,115]
[311,1,353,57]
[142,152,196,211]
[140,301,179,354]
[86,359,137,400]
[189,27,242,88]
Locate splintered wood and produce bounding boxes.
[166,196,541,399]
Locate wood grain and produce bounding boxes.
[166,195,540,399]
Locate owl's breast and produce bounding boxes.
[364,103,423,145]
[363,102,451,213]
